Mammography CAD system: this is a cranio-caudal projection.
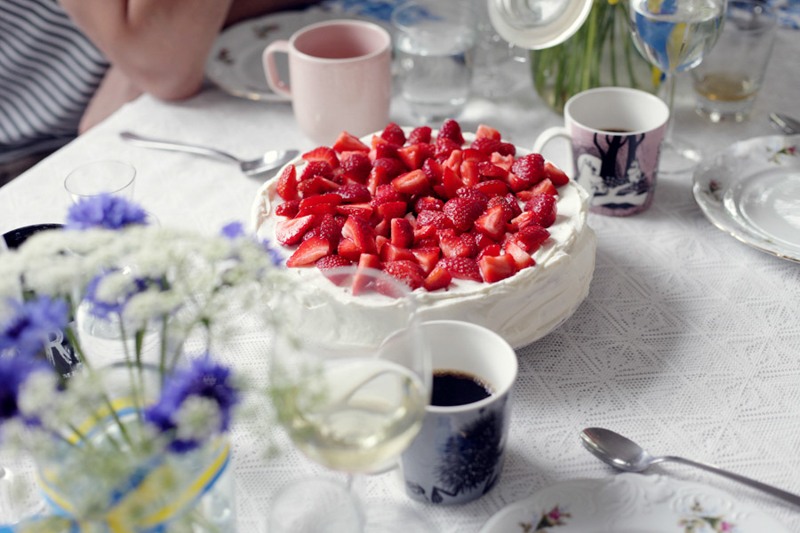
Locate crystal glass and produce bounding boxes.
[268,266,430,532]
[64,160,136,203]
[628,0,725,174]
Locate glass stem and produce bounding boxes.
[663,71,677,144]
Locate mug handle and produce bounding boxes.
[263,40,292,99]
[532,126,574,176]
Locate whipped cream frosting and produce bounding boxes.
[250,134,597,348]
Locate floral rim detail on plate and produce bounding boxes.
[480,473,791,533]
[692,134,800,263]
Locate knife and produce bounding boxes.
[769,112,800,135]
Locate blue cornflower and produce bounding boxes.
[145,355,239,452]
[65,194,148,230]
[84,271,148,319]
[0,297,69,359]
[0,355,51,426]
[220,221,246,240]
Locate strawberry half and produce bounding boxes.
[439,257,482,283]
[479,253,517,283]
[302,146,340,169]
[286,236,332,267]
[275,215,315,245]
[342,215,377,254]
[383,260,425,291]
[276,164,298,201]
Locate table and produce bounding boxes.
[1,18,799,533]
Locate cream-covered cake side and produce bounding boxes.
[250,132,597,348]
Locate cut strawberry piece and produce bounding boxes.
[377,200,407,221]
[508,172,532,193]
[414,196,444,214]
[461,148,491,162]
[382,260,425,291]
[542,161,569,186]
[444,150,463,173]
[439,233,478,258]
[391,218,414,249]
[479,253,517,283]
[373,184,406,204]
[460,160,480,187]
[333,131,369,153]
[474,205,508,241]
[491,153,515,171]
[416,210,452,230]
[477,243,502,261]
[286,236,332,267]
[373,141,400,160]
[410,247,440,275]
[336,203,373,219]
[373,157,408,180]
[477,161,508,180]
[474,179,510,197]
[510,153,545,185]
[367,165,389,195]
[509,211,537,231]
[296,203,336,219]
[472,230,496,251]
[504,193,523,217]
[413,224,437,243]
[439,257,482,283]
[407,126,432,145]
[299,193,342,209]
[297,176,339,197]
[276,215,316,245]
[342,215,377,254]
[275,199,300,218]
[316,255,353,284]
[338,238,362,262]
[317,213,343,247]
[381,122,406,146]
[380,242,417,263]
[397,144,434,170]
[455,187,490,209]
[434,136,460,159]
[486,196,515,222]
[524,194,557,228]
[336,183,371,203]
[353,253,381,295]
[441,166,465,199]
[530,178,558,197]
[504,240,535,270]
[470,137,503,156]
[438,119,464,145]
[276,164,298,201]
[496,142,516,156]
[443,196,484,232]
[341,153,372,182]
[423,265,452,291]
[300,160,335,181]
[475,124,501,141]
[302,146,340,169]
[392,169,430,196]
[421,157,444,185]
[514,225,550,253]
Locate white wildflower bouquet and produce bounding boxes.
[0,195,285,532]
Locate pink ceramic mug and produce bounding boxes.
[263,20,392,145]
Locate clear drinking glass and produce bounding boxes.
[628,0,726,174]
[268,266,430,532]
[392,0,478,122]
[64,160,136,203]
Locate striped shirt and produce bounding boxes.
[0,0,109,164]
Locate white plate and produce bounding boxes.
[205,10,333,102]
[480,474,790,533]
[692,135,800,263]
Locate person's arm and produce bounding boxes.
[58,0,235,101]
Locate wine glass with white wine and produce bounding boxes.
[628,0,725,174]
[268,265,430,532]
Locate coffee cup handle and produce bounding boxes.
[532,126,574,177]
[263,40,292,99]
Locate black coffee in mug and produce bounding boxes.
[431,370,494,407]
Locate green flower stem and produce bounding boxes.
[118,320,144,427]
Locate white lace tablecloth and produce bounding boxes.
[1,17,799,533]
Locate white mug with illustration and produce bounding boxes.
[533,87,669,216]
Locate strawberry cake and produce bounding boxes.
[250,121,596,348]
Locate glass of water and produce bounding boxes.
[392,0,477,122]
[64,160,136,203]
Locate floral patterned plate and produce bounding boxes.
[205,10,333,102]
[480,474,790,533]
[692,134,800,263]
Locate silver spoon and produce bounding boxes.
[120,131,297,177]
[581,427,800,506]
[769,112,800,135]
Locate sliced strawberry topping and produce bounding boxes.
[439,233,477,258]
[510,154,545,186]
[414,196,444,214]
[513,225,550,253]
[530,178,558,197]
[524,194,557,228]
[543,161,570,186]
[381,122,406,146]
[275,199,300,218]
[353,253,381,295]
[300,160,335,181]
[475,124,501,141]
[423,265,452,291]
[416,210,452,230]
[373,157,407,180]
[439,257,482,283]
[390,218,414,249]
[286,236,332,267]
[341,153,372,182]
[479,253,517,283]
[474,204,508,241]
[443,196,484,232]
[438,119,464,145]
[336,183,371,203]
[392,169,430,196]
[302,146,340,169]
[333,132,370,153]
[276,215,315,245]
[380,242,417,263]
[434,136,461,159]
[316,255,353,284]
[276,164,298,201]
[397,143,435,170]
[383,260,425,291]
[342,215,377,254]
[336,203,373,219]
[504,240,535,270]
[407,126,432,145]
[411,247,441,275]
